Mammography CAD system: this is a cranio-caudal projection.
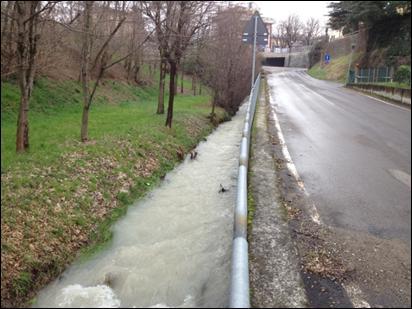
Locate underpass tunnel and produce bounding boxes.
[262,57,285,67]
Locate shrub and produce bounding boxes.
[394,65,411,85]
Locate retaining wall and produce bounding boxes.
[347,83,411,105]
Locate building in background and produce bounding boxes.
[262,17,274,51]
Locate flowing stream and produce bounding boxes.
[33,105,246,308]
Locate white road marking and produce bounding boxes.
[343,283,371,308]
[345,89,411,111]
[298,70,411,112]
[297,83,336,106]
[282,72,337,107]
[267,86,321,225]
[388,169,411,188]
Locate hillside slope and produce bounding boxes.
[308,53,362,83]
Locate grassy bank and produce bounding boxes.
[308,53,361,83]
[308,54,411,91]
[1,77,225,307]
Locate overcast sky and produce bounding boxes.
[242,1,333,28]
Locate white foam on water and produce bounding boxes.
[56,284,120,308]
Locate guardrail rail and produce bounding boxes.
[229,73,261,308]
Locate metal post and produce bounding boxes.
[345,43,355,86]
[251,15,257,90]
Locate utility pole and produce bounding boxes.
[251,14,257,89]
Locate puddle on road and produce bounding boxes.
[33,105,246,308]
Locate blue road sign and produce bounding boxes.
[325,53,331,64]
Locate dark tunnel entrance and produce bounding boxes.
[262,57,285,67]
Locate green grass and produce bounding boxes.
[247,83,263,234]
[1,76,224,307]
[308,53,362,83]
[1,78,210,169]
[307,64,327,80]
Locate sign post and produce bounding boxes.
[251,15,257,89]
[242,12,268,90]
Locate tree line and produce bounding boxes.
[1,1,256,152]
[327,1,411,66]
[273,15,322,50]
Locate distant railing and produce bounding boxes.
[271,45,312,54]
[349,66,393,84]
[229,73,261,308]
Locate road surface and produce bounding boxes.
[265,67,411,245]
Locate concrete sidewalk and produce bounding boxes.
[248,80,307,308]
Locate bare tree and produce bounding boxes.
[1,1,17,78]
[201,6,252,120]
[142,1,213,128]
[303,17,321,46]
[281,15,302,50]
[79,1,127,142]
[279,15,302,66]
[14,1,56,152]
[123,4,147,84]
[141,1,170,114]
[79,1,93,142]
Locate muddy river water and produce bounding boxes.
[33,105,246,308]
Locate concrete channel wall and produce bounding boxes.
[286,50,310,68]
[347,83,411,105]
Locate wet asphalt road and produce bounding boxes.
[265,67,411,245]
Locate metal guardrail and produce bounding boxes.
[229,73,261,308]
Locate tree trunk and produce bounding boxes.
[288,46,292,67]
[15,2,28,152]
[199,83,202,95]
[16,90,30,151]
[157,60,165,114]
[193,74,197,96]
[133,63,140,84]
[165,61,177,128]
[15,1,40,152]
[80,105,90,141]
[180,69,184,93]
[80,1,92,142]
[150,63,156,79]
[174,64,178,95]
[211,94,217,118]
